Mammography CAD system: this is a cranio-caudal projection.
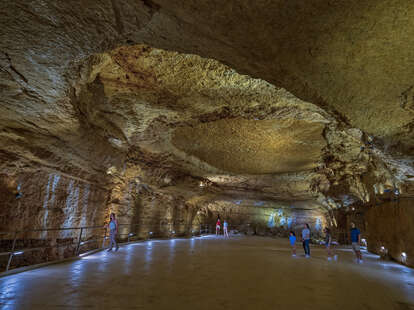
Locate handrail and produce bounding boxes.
[0,222,363,273]
[0,222,212,273]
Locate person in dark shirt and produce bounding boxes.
[350,222,362,263]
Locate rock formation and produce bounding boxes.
[1,1,413,267]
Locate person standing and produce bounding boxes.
[302,223,311,258]
[289,231,297,257]
[350,222,362,263]
[216,217,221,236]
[223,220,229,238]
[324,227,333,261]
[107,213,119,252]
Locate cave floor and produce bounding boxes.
[0,235,413,310]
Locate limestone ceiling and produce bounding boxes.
[73,45,331,201]
[1,1,414,207]
[147,0,414,152]
[172,118,326,174]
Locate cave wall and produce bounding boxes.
[365,198,414,267]
[329,207,366,245]
[197,201,328,238]
[110,189,198,239]
[0,171,109,235]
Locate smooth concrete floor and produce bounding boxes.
[1,235,414,310]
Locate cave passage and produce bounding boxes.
[2,1,414,309]
[1,236,413,310]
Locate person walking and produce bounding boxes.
[302,223,311,258]
[350,222,363,263]
[223,220,229,238]
[289,231,297,257]
[107,213,119,252]
[216,217,221,236]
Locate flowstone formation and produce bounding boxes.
[75,45,408,207]
[1,1,414,267]
[1,44,411,229]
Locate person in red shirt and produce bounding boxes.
[216,218,221,236]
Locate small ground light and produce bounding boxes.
[129,233,134,237]
[80,241,85,245]
[401,252,407,264]
[381,246,385,251]
[149,232,153,235]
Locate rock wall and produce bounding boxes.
[365,198,414,267]
[196,200,328,238]
[0,171,109,235]
[0,170,112,269]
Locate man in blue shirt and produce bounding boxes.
[350,222,362,263]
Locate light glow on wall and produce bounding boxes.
[267,213,275,228]
[315,217,322,231]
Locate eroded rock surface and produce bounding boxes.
[1,0,414,267]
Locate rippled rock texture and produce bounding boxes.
[1,0,414,267]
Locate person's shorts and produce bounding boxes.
[216,225,220,230]
[352,242,360,251]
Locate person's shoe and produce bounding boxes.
[327,257,332,261]
[305,254,310,258]
[358,259,364,264]
[107,248,112,252]
[115,246,119,252]
[292,254,296,257]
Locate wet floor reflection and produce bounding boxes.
[0,236,413,309]
[167,239,176,271]
[144,241,153,273]
[69,261,86,285]
[0,276,25,309]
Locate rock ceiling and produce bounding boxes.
[1,0,414,210]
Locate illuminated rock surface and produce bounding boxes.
[1,0,414,269]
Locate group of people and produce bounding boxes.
[106,213,364,264]
[215,218,229,237]
[105,213,234,253]
[288,222,363,263]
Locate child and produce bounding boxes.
[289,231,296,256]
[223,220,229,238]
